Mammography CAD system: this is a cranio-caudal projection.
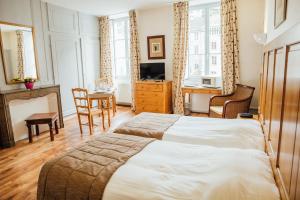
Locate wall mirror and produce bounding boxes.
[0,22,38,84]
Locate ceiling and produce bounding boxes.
[43,0,173,16]
[43,0,218,16]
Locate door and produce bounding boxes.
[51,35,83,116]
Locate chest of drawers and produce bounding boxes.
[135,81,172,114]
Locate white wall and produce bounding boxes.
[137,5,174,80]
[237,0,265,108]
[265,0,300,43]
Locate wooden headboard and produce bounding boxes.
[259,23,300,200]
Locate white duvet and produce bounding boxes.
[164,116,265,151]
[103,141,279,200]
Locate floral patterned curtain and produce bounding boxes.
[129,10,141,111]
[172,1,189,114]
[16,30,24,80]
[99,16,113,87]
[221,0,240,94]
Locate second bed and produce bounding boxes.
[114,112,265,151]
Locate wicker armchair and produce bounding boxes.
[209,84,255,119]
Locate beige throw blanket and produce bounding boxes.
[114,112,181,139]
[37,133,155,200]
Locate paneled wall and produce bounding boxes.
[43,4,100,116]
[259,23,300,200]
[0,0,100,116]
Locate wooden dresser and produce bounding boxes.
[135,81,172,114]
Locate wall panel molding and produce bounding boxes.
[47,4,79,35]
[50,35,83,115]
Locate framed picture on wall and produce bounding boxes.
[274,0,287,28]
[147,35,165,59]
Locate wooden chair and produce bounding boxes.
[72,88,105,134]
[209,84,255,119]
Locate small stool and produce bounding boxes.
[25,112,59,143]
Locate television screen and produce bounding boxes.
[140,63,165,80]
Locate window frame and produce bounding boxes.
[110,16,130,81]
[186,2,221,80]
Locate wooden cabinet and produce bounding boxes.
[135,81,172,114]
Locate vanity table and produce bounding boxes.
[0,85,64,148]
[181,86,222,115]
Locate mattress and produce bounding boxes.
[164,116,265,151]
[103,140,279,200]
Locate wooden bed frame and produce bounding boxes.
[259,22,300,200]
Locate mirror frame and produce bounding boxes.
[0,21,39,85]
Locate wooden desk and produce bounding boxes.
[181,86,222,115]
[88,90,117,127]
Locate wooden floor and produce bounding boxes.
[0,106,134,200]
[0,106,207,200]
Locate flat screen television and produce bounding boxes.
[140,63,165,80]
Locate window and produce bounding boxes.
[110,17,130,81]
[211,41,216,50]
[212,55,217,65]
[186,3,221,80]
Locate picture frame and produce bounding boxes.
[147,35,165,59]
[274,0,287,28]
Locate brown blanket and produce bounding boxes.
[37,133,154,200]
[114,112,180,139]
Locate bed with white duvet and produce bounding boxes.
[38,133,278,200]
[164,116,265,151]
[103,140,278,200]
[114,113,265,151]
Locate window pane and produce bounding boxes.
[208,5,221,76]
[113,20,125,40]
[188,7,207,79]
[189,31,205,54]
[114,40,126,58]
[115,58,128,77]
[111,17,130,81]
[189,54,205,76]
[190,8,205,32]
[209,6,221,54]
[209,53,221,76]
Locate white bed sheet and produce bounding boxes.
[103,141,279,200]
[163,117,265,151]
